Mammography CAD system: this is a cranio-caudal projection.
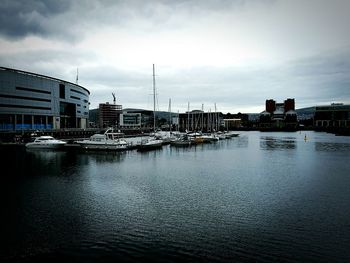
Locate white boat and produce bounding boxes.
[225,132,240,138]
[203,134,219,142]
[25,136,66,149]
[170,135,192,147]
[76,129,128,151]
[216,132,227,140]
[137,137,163,151]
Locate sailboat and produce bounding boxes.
[137,64,163,151]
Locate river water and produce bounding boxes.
[1,131,350,262]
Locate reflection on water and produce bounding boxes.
[315,142,350,152]
[260,136,297,150]
[26,149,67,163]
[1,131,350,262]
[79,151,126,163]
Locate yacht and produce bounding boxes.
[25,136,67,149]
[170,135,192,147]
[76,130,128,151]
[137,137,163,151]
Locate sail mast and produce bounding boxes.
[168,98,172,133]
[153,64,156,132]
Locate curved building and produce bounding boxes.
[0,67,90,130]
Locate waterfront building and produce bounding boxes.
[0,67,90,131]
[314,103,350,128]
[120,112,142,128]
[99,102,122,128]
[120,109,153,129]
[223,112,249,129]
[259,98,298,129]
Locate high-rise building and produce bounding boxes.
[99,102,122,128]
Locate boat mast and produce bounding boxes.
[187,102,190,132]
[168,98,172,133]
[214,102,218,132]
[201,104,204,131]
[153,64,156,132]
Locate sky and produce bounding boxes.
[0,0,349,113]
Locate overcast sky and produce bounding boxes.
[1,0,349,113]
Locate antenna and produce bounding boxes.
[76,68,79,85]
[112,93,116,104]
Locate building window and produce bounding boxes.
[0,93,51,102]
[70,96,80,100]
[16,86,51,94]
[0,104,51,110]
[59,84,65,99]
[70,89,87,96]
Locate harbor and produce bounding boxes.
[2,131,350,262]
[1,1,350,261]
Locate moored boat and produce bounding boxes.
[25,136,66,149]
[137,137,163,151]
[76,129,129,151]
[170,135,192,147]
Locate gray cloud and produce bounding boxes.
[1,0,349,112]
[1,46,349,112]
[0,0,71,39]
[287,49,350,104]
[0,0,274,41]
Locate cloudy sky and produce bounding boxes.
[1,0,349,113]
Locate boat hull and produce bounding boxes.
[170,141,191,147]
[137,141,163,151]
[78,142,128,151]
[26,142,66,149]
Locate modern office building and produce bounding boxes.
[0,67,90,131]
[314,103,350,128]
[98,102,122,128]
[119,109,153,129]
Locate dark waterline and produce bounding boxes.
[1,131,350,262]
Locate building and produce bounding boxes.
[314,103,350,128]
[259,98,298,129]
[98,102,122,128]
[223,112,249,129]
[119,109,153,129]
[0,67,90,131]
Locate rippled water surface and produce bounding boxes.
[1,131,350,262]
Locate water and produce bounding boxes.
[1,131,350,262]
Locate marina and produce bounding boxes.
[1,131,350,262]
[1,1,349,262]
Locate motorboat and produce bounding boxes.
[216,132,227,140]
[225,132,240,138]
[137,137,163,151]
[25,136,66,149]
[76,133,129,151]
[201,133,219,143]
[170,135,192,147]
